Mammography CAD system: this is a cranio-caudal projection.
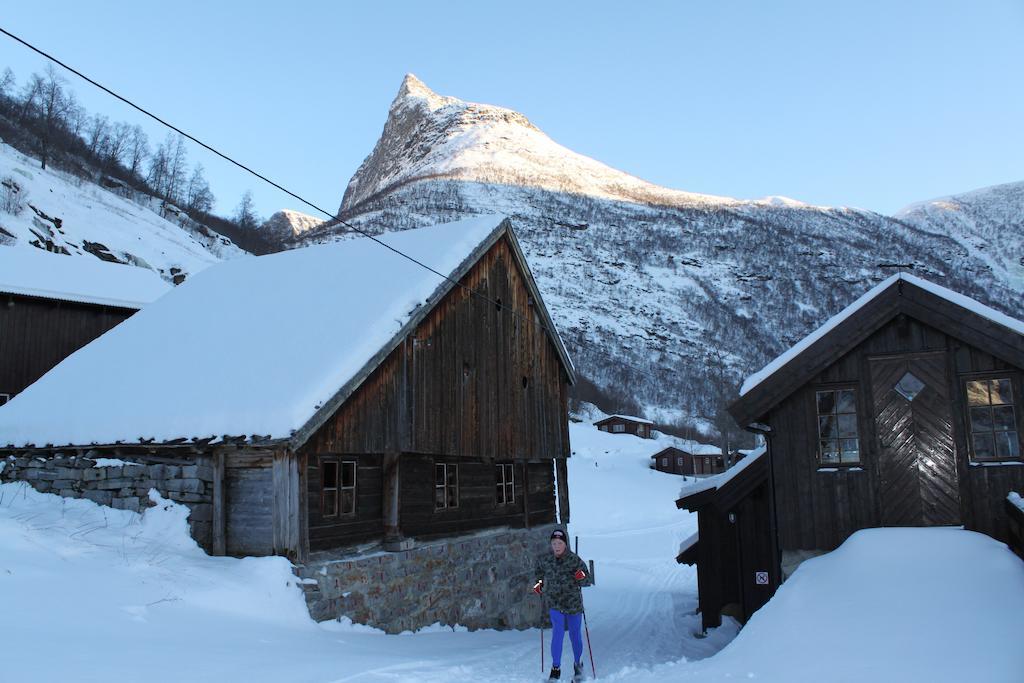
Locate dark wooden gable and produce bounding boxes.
[731,277,1024,428]
[0,292,137,399]
[301,230,571,461]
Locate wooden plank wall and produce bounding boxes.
[302,236,570,461]
[0,294,134,396]
[769,315,1024,551]
[399,455,534,539]
[306,454,385,552]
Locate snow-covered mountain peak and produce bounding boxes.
[260,209,325,240]
[340,75,737,214]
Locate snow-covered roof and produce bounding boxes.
[0,216,570,448]
[597,414,653,425]
[740,273,1024,397]
[0,247,170,308]
[677,446,766,500]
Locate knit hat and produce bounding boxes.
[550,529,568,542]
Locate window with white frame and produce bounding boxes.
[435,463,459,510]
[0,393,9,406]
[612,424,625,433]
[966,377,1021,461]
[816,388,860,465]
[495,463,515,504]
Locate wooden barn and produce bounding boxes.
[0,247,169,404]
[650,443,723,476]
[0,217,575,563]
[678,273,1024,631]
[594,414,654,438]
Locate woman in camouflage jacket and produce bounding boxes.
[532,529,593,680]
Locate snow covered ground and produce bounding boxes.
[1,422,1021,681]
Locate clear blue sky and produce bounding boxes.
[2,1,1022,219]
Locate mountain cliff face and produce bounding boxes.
[259,209,324,241]
[301,75,1024,433]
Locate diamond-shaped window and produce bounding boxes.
[895,372,926,401]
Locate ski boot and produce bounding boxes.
[572,659,585,681]
[547,666,561,680]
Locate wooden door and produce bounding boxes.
[870,352,960,527]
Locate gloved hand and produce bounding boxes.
[574,569,586,581]
[532,580,544,594]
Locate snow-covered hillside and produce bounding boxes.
[296,75,1024,428]
[4,420,1018,681]
[0,142,246,282]
[896,181,1024,290]
[0,421,728,681]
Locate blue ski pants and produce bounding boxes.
[549,609,583,667]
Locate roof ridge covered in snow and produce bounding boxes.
[676,446,767,500]
[0,247,171,309]
[739,272,1024,397]
[0,216,574,448]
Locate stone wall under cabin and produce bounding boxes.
[296,523,558,634]
[0,450,214,550]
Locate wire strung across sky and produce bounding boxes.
[0,25,716,394]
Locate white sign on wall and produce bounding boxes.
[755,571,769,585]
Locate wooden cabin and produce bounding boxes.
[0,247,169,404]
[0,217,575,562]
[651,444,723,476]
[594,414,654,438]
[678,273,1024,632]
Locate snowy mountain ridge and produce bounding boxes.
[301,75,1024,431]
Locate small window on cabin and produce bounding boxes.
[0,393,10,406]
[435,463,459,510]
[612,424,625,433]
[321,461,339,517]
[599,425,608,432]
[816,388,860,465]
[677,457,684,467]
[661,457,668,467]
[495,463,515,504]
[966,378,1021,461]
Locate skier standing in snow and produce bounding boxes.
[532,528,593,681]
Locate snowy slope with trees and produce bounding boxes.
[0,141,244,282]
[296,75,1024,441]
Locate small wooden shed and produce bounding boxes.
[594,414,654,438]
[0,248,168,404]
[729,273,1024,577]
[0,217,575,562]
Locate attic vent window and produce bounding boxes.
[894,372,926,402]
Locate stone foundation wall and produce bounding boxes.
[296,524,558,634]
[0,451,213,548]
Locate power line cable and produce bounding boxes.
[0,26,724,397]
